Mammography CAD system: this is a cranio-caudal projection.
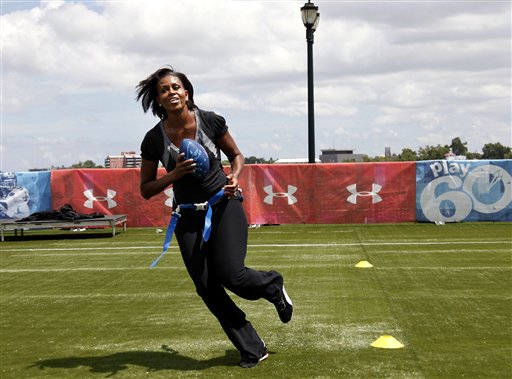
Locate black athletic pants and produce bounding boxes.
[175,196,281,359]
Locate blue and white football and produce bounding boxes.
[179,138,210,178]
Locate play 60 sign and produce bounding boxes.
[416,160,512,222]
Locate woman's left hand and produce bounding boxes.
[224,174,239,197]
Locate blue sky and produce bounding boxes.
[1,0,510,172]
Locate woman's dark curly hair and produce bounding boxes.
[135,66,197,120]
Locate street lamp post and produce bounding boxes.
[301,1,320,163]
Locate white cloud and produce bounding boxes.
[1,0,510,171]
[196,92,251,111]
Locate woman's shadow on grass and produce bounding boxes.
[28,345,241,377]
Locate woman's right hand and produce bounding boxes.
[173,153,196,179]
[140,154,196,200]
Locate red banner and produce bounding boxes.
[239,164,315,224]
[238,163,416,224]
[50,163,416,227]
[51,169,172,227]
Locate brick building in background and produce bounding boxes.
[104,151,141,168]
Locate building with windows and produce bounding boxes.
[104,151,142,168]
[319,149,364,163]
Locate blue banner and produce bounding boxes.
[0,171,52,220]
[416,160,512,222]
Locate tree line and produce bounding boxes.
[244,138,510,164]
[364,139,510,162]
[40,138,510,170]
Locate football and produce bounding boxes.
[179,138,210,178]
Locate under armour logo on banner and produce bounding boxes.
[346,184,383,204]
[263,185,298,205]
[83,189,117,209]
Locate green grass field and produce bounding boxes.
[1,223,511,378]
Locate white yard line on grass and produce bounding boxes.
[3,246,164,252]
[2,240,509,254]
[249,241,511,247]
[376,266,511,270]
[12,251,177,257]
[2,265,510,274]
[368,248,512,254]
[0,267,183,273]
[252,230,354,234]
[1,292,183,300]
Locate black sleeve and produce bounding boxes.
[140,125,163,162]
[199,110,228,140]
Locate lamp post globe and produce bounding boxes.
[301,0,320,30]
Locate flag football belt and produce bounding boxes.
[149,188,226,268]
